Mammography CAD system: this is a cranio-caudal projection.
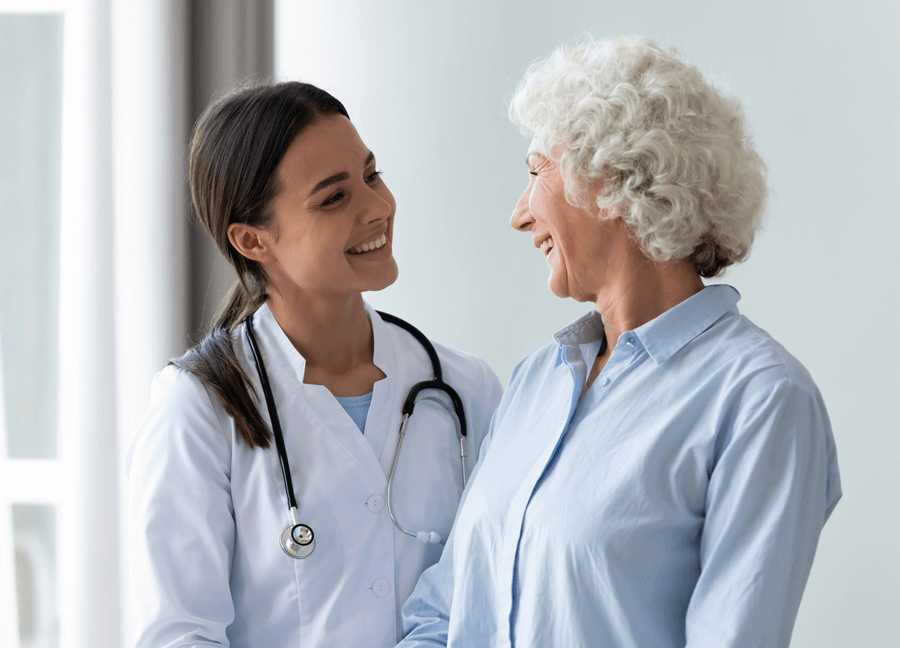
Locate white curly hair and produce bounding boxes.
[509,37,767,277]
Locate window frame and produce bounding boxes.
[0,2,90,647]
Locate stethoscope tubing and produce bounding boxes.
[244,315,297,510]
[243,310,467,558]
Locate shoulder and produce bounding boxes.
[431,339,498,385]
[685,310,829,442]
[126,364,234,476]
[148,362,229,423]
[417,338,504,423]
[507,340,560,392]
[480,340,560,433]
[373,308,501,393]
[704,313,841,507]
[701,311,820,400]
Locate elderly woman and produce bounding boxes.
[399,37,841,647]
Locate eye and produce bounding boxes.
[529,171,538,177]
[366,169,383,184]
[321,191,346,207]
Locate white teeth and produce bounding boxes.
[541,238,554,254]
[349,233,387,255]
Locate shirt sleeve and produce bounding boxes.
[685,376,841,647]
[398,530,456,646]
[126,366,237,648]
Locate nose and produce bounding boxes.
[510,187,533,232]
[362,184,394,224]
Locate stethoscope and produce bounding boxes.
[243,311,468,560]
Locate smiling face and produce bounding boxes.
[510,141,630,304]
[243,115,398,302]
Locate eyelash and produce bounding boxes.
[320,170,383,207]
[529,171,538,177]
[321,192,345,207]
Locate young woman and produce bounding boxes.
[126,81,502,648]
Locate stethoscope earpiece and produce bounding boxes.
[415,531,442,544]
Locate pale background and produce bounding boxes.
[271,1,899,646]
[1,1,897,647]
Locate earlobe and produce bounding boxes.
[228,223,269,262]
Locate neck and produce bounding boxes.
[266,289,374,376]
[595,254,704,350]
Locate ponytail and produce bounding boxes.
[177,80,350,449]
[171,279,272,449]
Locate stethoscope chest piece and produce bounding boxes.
[281,522,315,559]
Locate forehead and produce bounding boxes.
[278,115,369,184]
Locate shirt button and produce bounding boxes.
[366,495,385,512]
[372,580,390,597]
[601,377,611,387]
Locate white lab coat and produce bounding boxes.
[126,302,502,648]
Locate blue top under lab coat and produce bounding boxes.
[400,285,841,648]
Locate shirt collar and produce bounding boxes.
[553,308,606,348]
[553,309,605,367]
[635,284,741,364]
[552,284,741,365]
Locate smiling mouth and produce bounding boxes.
[348,233,387,255]
[540,237,554,256]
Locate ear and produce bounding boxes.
[228,222,271,263]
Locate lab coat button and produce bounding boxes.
[373,579,390,597]
[366,495,385,512]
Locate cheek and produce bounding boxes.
[547,178,572,214]
[528,184,549,218]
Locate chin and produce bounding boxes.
[547,277,570,300]
[368,259,399,292]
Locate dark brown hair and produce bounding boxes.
[172,81,349,448]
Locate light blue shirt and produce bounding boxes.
[335,392,373,433]
[400,285,841,648]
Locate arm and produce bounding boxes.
[686,378,841,647]
[126,367,237,648]
[399,531,457,646]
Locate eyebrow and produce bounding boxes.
[525,151,546,166]
[308,151,376,197]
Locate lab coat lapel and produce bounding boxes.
[365,304,401,478]
[251,304,390,489]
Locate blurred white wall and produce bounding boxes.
[275,1,899,646]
